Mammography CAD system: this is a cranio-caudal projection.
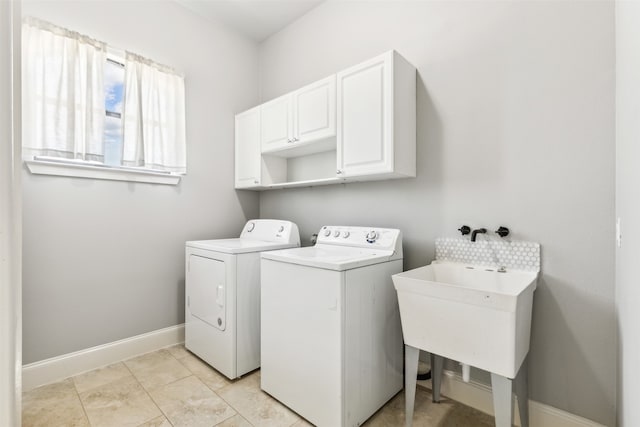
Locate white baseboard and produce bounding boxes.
[22,324,184,391]
[417,370,605,427]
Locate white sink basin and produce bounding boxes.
[392,261,538,378]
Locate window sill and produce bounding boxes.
[25,159,182,185]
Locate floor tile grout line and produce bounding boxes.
[210,387,244,424]
[121,357,172,427]
[122,358,150,391]
[186,373,247,425]
[69,378,93,426]
[207,373,263,427]
[72,362,135,396]
[164,344,190,361]
[124,347,234,425]
[124,351,192,393]
[151,373,197,391]
[141,372,237,427]
[170,347,240,397]
[171,343,310,427]
[212,371,305,427]
[170,344,232,383]
[136,348,243,425]
[140,380,176,427]
[125,354,183,427]
[172,350,208,378]
[213,413,253,427]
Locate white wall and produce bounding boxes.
[21,1,260,364]
[258,1,616,425]
[0,1,21,425]
[616,2,640,425]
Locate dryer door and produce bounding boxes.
[188,254,226,331]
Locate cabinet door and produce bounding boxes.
[293,75,336,143]
[235,107,261,188]
[337,52,393,177]
[260,94,292,152]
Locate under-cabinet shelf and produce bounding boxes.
[261,177,344,190]
[261,137,336,158]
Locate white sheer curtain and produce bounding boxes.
[22,17,106,161]
[122,52,186,174]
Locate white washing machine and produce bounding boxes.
[260,226,404,427]
[185,219,300,379]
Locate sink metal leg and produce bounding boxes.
[514,358,529,427]
[430,353,444,403]
[490,372,513,427]
[404,345,420,427]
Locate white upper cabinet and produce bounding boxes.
[235,107,261,188]
[261,75,337,157]
[236,50,416,190]
[337,51,416,179]
[293,75,336,145]
[260,94,293,153]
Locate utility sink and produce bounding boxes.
[392,260,538,379]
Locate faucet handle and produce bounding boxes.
[458,225,471,236]
[494,226,510,238]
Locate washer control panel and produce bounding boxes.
[316,226,402,252]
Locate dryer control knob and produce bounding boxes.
[366,230,378,242]
[342,231,350,238]
[324,229,331,237]
[278,225,285,232]
[334,230,340,237]
[247,222,255,232]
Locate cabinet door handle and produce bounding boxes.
[336,170,342,175]
[293,137,299,142]
[254,180,259,184]
[287,138,294,143]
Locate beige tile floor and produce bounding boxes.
[22,345,495,427]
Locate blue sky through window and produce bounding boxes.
[103,59,124,165]
[106,83,123,113]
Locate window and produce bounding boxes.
[103,55,125,167]
[22,17,186,184]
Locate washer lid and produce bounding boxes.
[186,238,298,254]
[261,244,400,271]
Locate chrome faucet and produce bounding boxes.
[471,228,487,242]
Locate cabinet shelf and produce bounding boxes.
[262,177,343,190]
[261,137,336,158]
[262,138,336,158]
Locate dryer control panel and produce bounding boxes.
[240,219,301,246]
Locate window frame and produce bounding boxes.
[24,32,183,185]
[25,156,181,185]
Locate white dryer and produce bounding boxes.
[185,219,300,379]
[260,226,404,427]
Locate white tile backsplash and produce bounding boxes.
[435,237,540,272]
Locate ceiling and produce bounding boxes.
[175,0,325,42]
